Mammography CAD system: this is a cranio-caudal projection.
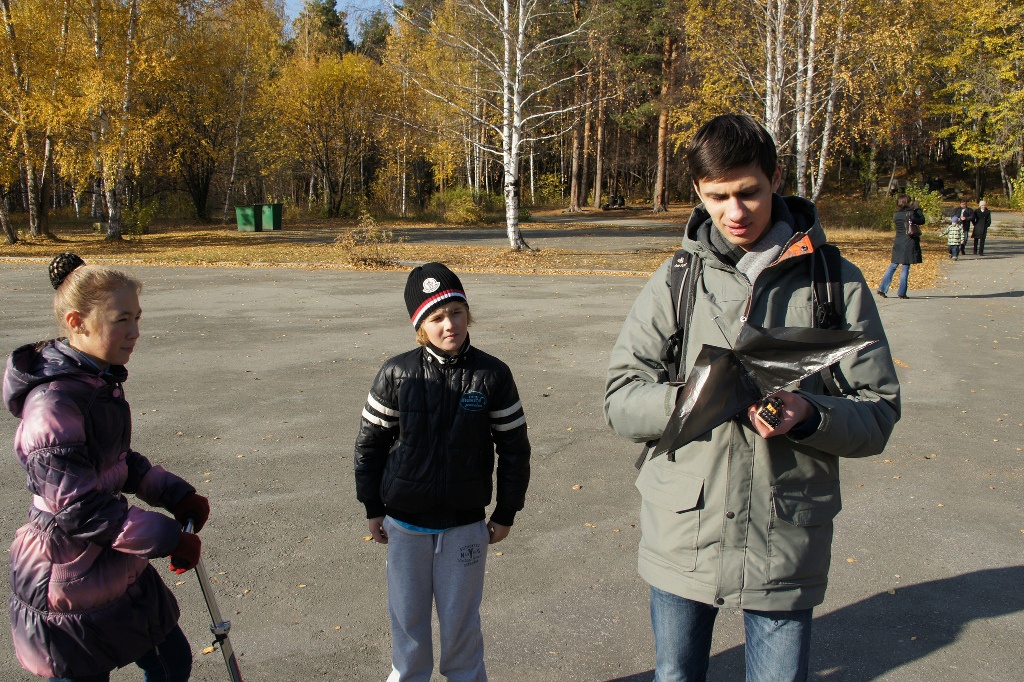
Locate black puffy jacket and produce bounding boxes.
[354,341,530,529]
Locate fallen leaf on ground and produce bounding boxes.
[571,484,582,491]
[202,646,215,655]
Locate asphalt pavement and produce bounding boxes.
[0,234,1021,681]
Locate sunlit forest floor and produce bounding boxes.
[0,211,957,291]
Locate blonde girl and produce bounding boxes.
[2,253,209,682]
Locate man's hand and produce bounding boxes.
[487,522,510,544]
[368,517,388,544]
[747,390,813,439]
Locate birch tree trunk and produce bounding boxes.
[105,0,140,240]
[810,0,844,201]
[793,0,818,197]
[652,34,676,213]
[0,187,15,244]
[592,58,605,209]
[568,122,582,211]
[223,40,251,222]
[502,0,529,250]
[764,0,788,141]
[581,88,592,207]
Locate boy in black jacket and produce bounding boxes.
[354,262,531,682]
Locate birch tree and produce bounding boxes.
[0,0,77,237]
[390,0,592,250]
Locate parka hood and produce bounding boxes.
[3,340,128,418]
[681,194,827,260]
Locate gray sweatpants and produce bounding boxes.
[384,517,489,682]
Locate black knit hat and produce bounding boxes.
[405,262,467,329]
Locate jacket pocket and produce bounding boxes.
[766,481,842,585]
[636,459,704,571]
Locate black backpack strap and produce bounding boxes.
[812,243,847,396]
[812,244,843,331]
[660,249,701,383]
[637,250,701,469]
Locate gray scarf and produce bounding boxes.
[735,219,795,284]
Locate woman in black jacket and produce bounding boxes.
[877,195,926,299]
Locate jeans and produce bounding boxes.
[650,586,812,682]
[48,625,192,682]
[949,244,960,259]
[878,263,910,297]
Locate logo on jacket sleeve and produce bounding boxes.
[460,390,488,412]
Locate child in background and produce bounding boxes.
[942,216,964,260]
[354,262,531,682]
[2,253,209,682]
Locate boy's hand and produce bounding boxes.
[747,390,813,439]
[487,521,510,544]
[368,517,388,544]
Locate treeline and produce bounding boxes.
[1,0,1022,244]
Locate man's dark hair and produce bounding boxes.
[687,114,778,183]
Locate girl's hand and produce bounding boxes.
[487,522,510,544]
[169,532,201,574]
[368,517,388,544]
[172,492,210,532]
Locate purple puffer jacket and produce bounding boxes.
[3,340,194,678]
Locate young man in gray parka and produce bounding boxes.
[604,114,900,682]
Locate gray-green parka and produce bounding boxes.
[605,195,900,611]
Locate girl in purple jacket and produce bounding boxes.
[2,254,210,681]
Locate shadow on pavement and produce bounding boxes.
[606,566,1024,682]
[606,673,654,682]
[923,290,1024,299]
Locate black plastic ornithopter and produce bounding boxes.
[650,323,876,460]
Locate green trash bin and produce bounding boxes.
[261,203,282,231]
[235,205,262,232]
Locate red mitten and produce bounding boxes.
[172,493,210,532]
[169,532,202,574]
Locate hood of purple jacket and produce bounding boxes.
[4,340,129,418]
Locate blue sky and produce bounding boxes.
[282,0,386,37]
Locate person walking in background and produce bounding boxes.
[942,215,964,260]
[953,199,974,256]
[2,253,209,682]
[877,195,926,299]
[973,200,991,255]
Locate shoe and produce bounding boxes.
[898,295,908,299]
[954,257,958,261]
[876,290,886,298]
